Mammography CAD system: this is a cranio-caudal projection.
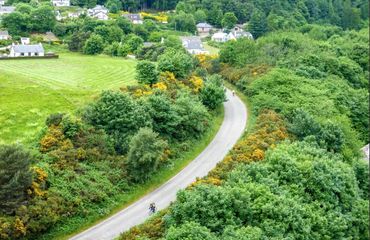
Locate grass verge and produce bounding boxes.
[36,106,225,240]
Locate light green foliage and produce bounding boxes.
[0,52,136,144]
[165,221,216,240]
[83,34,104,55]
[221,12,238,30]
[219,38,257,66]
[29,5,56,32]
[127,128,168,182]
[0,145,32,214]
[158,49,194,79]
[165,142,369,239]
[136,60,159,86]
[194,9,207,23]
[200,75,226,110]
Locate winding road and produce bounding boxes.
[70,89,247,240]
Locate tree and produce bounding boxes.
[222,12,238,30]
[30,6,56,32]
[248,9,267,38]
[2,12,29,36]
[0,145,32,214]
[200,75,226,110]
[158,49,194,79]
[127,128,167,182]
[83,34,104,55]
[68,31,90,52]
[83,91,151,153]
[136,60,159,86]
[165,221,217,240]
[117,16,133,34]
[171,12,196,33]
[207,6,223,27]
[125,35,144,53]
[106,0,122,13]
[194,9,207,23]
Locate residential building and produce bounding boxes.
[123,13,143,24]
[196,22,213,34]
[52,0,70,7]
[68,11,83,18]
[55,10,63,21]
[0,30,10,40]
[211,32,228,42]
[88,5,109,20]
[0,6,15,15]
[0,0,5,6]
[180,36,209,55]
[9,43,44,57]
[20,37,30,45]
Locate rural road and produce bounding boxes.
[70,89,247,240]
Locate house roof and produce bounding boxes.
[0,6,15,12]
[123,13,142,20]
[91,5,107,11]
[0,30,9,36]
[181,36,204,50]
[12,44,44,53]
[212,32,227,38]
[196,22,212,28]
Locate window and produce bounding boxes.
[35,53,38,56]
[21,53,24,56]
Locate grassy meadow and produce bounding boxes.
[0,53,136,144]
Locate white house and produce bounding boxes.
[88,5,108,20]
[196,22,213,34]
[0,6,15,15]
[123,13,143,24]
[52,0,70,7]
[180,36,209,55]
[20,37,30,45]
[211,32,228,42]
[68,11,83,18]
[0,30,10,40]
[55,10,63,21]
[0,0,5,6]
[9,43,44,57]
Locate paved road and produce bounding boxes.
[70,89,247,240]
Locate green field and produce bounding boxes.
[0,53,137,144]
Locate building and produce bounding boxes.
[9,43,44,57]
[196,22,213,34]
[0,6,15,15]
[55,10,63,21]
[180,36,209,55]
[0,0,5,6]
[52,0,70,7]
[88,5,109,20]
[123,13,143,24]
[211,32,228,42]
[68,11,83,18]
[0,30,10,40]
[362,144,369,162]
[20,37,30,45]
[211,29,253,43]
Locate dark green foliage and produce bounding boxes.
[46,113,64,127]
[127,128,168,182]
[0,145,32,214]
[136,60,159,86]
[144,92,181,138]
[200,75,226,110]
[247,9,267,38]
[170,11,196,33]
[83,91,151,153]
[221,12,238,30]
[158,49,194,79]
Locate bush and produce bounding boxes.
[83,34,104,55]
[200,75,226,110]
[127,128,168,182]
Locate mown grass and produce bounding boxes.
[0,52,137,144]
[203,42,220,55]
[35,106,225,240]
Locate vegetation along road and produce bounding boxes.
[70,89,247,240]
